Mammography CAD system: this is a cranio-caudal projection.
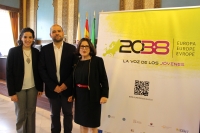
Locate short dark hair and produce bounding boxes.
[76,38,96,56]
[18,27,35,46]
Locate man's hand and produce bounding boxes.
[60,83,67,91]
[54,85,62,93]
[11,95,18,102]
[68,96,73,102]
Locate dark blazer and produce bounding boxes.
[73,56,109,102]
[6,45,43,96]
[38,42,76,98]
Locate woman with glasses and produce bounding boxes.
[71,38,109,133]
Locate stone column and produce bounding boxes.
[53,0,63,25]
[62,0,78,44]
[23,0,27,28]
[121,0,161,10]
[26,0,38,32]
[125,0,134,10]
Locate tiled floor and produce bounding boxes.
[0,94,80,133]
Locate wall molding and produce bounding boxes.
[0,4,19,12]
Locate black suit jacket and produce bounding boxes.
[38,42,76,98]
[6,45,43,96]
[73,56,109,102]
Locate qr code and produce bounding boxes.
[134,80,149,96]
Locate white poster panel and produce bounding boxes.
[97,6,200,133]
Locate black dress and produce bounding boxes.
[74,60,101,127]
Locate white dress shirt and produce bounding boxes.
[53,42,63,83]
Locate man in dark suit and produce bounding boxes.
[38,24,76,133]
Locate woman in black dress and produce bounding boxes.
[72,38,109,133]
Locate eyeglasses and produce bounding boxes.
[80,45,90,49]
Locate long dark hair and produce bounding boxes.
[18,27,35,46]
[76,38,96,56]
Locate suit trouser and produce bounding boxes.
[48,94,73,133]
[14,87,38,133]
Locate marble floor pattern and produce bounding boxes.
[0,94,80,133]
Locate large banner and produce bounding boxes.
[97,6,200,133]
